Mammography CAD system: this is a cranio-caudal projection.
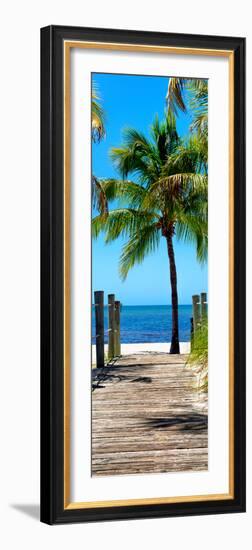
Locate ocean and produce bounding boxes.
[92,304,192,344]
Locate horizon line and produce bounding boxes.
[91,303,194,306]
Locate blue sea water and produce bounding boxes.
[92,305,192,344]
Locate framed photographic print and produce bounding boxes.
[41,25,246,524]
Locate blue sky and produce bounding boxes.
[92,73,208,306]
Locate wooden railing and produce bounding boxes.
[94,291,121,368]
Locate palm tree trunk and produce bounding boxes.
[166,234,180,354]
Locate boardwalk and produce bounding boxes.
[92,352,208,476]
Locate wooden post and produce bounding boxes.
[192,294,201,331]
[108,294,115,360]
[94,291,104,369]
[201,292,207,321]
[114,301,121,357]
[190,316,194,349]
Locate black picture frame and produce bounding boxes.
[41,25,246,525]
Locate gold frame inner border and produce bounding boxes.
[63,40,234,510]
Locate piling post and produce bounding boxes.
[108,294,115,360]
[94,291,104,368]
[114,301,121,357]
[192,294,201,332]
[201,292,207,321]
[190,316,194,350]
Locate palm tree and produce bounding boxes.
[92,113,207,353]
[92,84,105,143]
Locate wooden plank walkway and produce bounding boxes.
[92,352,208,476]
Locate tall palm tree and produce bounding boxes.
[92,113,208,354]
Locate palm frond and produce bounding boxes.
[144,173,207,204]
[150,112,179,163]
[92,176,109,215]
[119,223,161,280]
[190,113,208,135]
[176,212,208,264]
[187,80,208,136]
[92,212,109,239]
[92,208,159,243]
[122,127,153,151]
[110,145,156,182]
[91,83,105,143]
[105,209,158,243]
[92,177,147,212]
[166,77,208,138]
[110,123,171,183]
[169,135,208,175]
[102,178,147,206]
[166,77,187,115]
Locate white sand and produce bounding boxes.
[92,341,190,362]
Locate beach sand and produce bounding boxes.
[92,341,190,362]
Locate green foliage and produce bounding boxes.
[187,320,208,391]
[92,83,106,143]
[91,85,106,215]
[166,78,208,138]
[188,80,208,135]
[119,223,161,280]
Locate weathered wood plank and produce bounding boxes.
[92,352,208,476]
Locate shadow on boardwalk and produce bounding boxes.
[92,352,208,476]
